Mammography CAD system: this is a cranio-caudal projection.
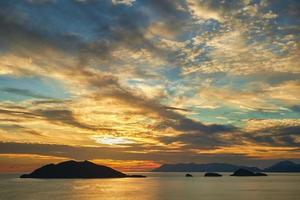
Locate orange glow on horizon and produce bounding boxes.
[0,154,161,173]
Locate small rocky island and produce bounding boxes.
[231,168,267,176]
[20,160,146,179]
[185,173,193,177]
[204,172,222,177]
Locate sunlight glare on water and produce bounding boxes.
[0,173,299,200]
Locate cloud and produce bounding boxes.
[172,79,300,115]
[93,135,134,145]
[263,81,300,105]
[111,0,135,6]
[243,119,300,147]
[164,106,190,112]
[1,87,52,99]
[290,105,300,113]
[186,0,222,21]
[33,109,98,130]
[0,124,43,136]
[0,0,299,168]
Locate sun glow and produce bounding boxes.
[93,136,134,145]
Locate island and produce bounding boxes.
[152,163,261,172]
[264,161,300,172]
[231,169,267,176]
[204,172,222,177]
[20,160,146,179]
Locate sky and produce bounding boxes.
[0,0,299,172]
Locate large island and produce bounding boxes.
[20,160,146,179]
[231,169,267,176]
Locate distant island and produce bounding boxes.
[204,172,222,177]
[152,160,300,172]
[231,169,267,176]
[185,173,193,177]
[20,160,146,179]
[152,163,260,172]
[264,161,300,172]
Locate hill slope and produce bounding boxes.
[264,161,300,172]
[20,160,145,178]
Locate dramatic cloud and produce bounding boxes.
[243,119,300,147]
[0,0,299,171]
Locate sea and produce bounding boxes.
[0,172,299,200]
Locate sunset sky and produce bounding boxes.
[0,0,299,172]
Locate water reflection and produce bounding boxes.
[0,173,300,200]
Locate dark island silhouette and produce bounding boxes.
[20,160,146,179]
[231,169,267,176]
[152,163,260,172]
[185,173,193,177]
[204,172,222,177]
[152,160,300,173]
[264,161,300,172]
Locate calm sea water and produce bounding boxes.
[0,172,299,200]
